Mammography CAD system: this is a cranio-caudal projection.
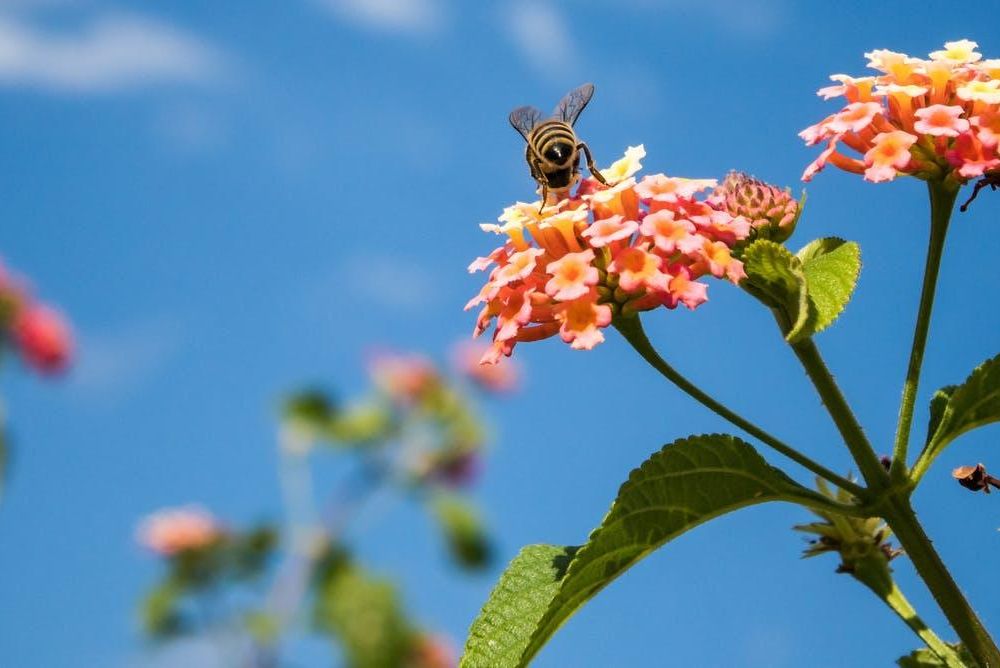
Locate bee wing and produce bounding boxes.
[509,105,544,141]
[552,83,595,126]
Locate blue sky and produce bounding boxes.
[0,1,998,666]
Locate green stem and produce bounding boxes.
[851,555,965,668]
[891,180,959,479]
[613,315,864,497]
[788,338,888,489]
[882,497,1000,667]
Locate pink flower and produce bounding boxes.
[556,293,612,350]
[580,215,638,248]
[802,39,1000,185]
[451,341,519,393]
[546,249,599,301]
[639,210,697,254]
[467,147,748,362]
[137,506,222,556]
[370,353,440,404]
[864,131,918,182]
[409,634,457,668]
[914,105,970,137]
[12,304,72,374]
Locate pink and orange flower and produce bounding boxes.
[801,39,1000,184]
[137,506,223,556]
[466,147,750,363]
[0,257,73,375]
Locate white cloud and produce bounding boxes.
[504,2,578,80]
[0,13,225,92]
[70,316,184,402]
[317,0,445,34]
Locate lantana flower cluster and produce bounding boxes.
[0,257,72,374]
[802,39,1000,183]
[466,146,751,363]
[137,505,223,556]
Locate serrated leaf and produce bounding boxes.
[461,434,825,667]
[923,355,1000,469]
[797,238,861,335]
[461,545,576,668]
[741,240,811,341]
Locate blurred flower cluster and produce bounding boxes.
[801,39,1000,184]
[0,257,72,374]
[136,343,517,667]
[467,146,758,363]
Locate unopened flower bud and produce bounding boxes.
[711,171,801,244]
[794,478,901,573]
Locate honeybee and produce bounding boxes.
[509,83,608,209]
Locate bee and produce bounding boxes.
[509,83,608,209]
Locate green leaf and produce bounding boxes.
[327,402,395,446]
[741,240,811,341]
[283,389,337,435]
[796,238,861,335]
[461,545,576,668]
[924,355,1000,465]
[461,434,823,667]
[314,551,415,668]
[140,579,185,638]
[431,494,493,570]
[897,644,974,667]
[926,386,957,447]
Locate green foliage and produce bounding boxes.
[461,434,824,667]
[461,545,576,668]
[922,355,1000,466]
[431,494,492,570]
[140,523,278,639]
[283,389,338,436]
[897,644,975,667]
[313,549,415,668]
[797,238,862,336]
[328,402,395,445]
[140,579,184,637]
[742,237,860,342]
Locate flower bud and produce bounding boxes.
[12,304,72,374]
[794,478,900,573]
[711,171,801,244]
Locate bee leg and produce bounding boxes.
[531,156,550,212]
[578,142,608,185]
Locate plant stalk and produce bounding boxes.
[882,497,1000,667]
[613,315,864,497]
[891,180,959,478]
[788,338,888,490]
[851,554,964,668]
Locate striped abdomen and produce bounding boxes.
[527,120,579,189]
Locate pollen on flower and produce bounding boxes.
[801,39,1000,186]
[466,147,750,361]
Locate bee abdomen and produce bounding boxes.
[531,121,577,167]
